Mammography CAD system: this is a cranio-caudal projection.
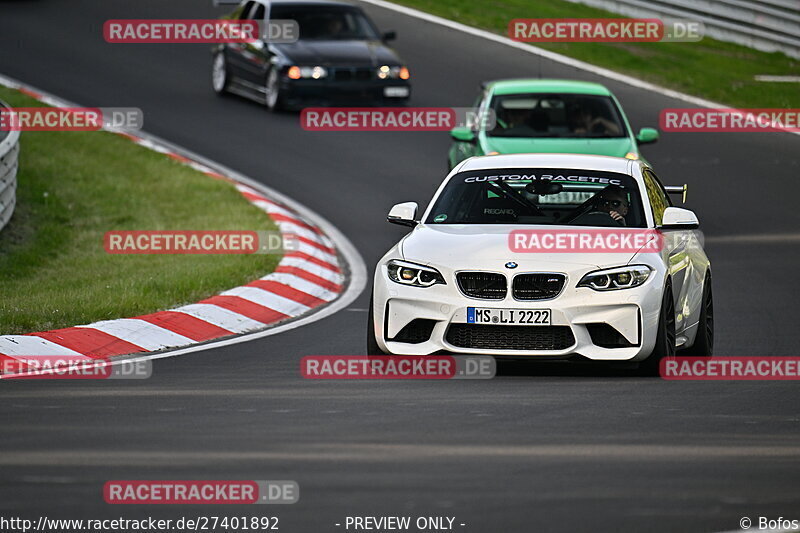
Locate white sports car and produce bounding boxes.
[369,154,713,372]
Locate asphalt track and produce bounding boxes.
[1,1,799,531]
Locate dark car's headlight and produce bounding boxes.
[287,66,328,79]
[377,65,410,80]
[386,260,445,287]
[577,265,652,291]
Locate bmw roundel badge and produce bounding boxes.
[505,262,518,269]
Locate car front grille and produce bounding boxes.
[332,67,373,82]
[456,272,507,300]
[512,273,566,300]
[445,324,575,351]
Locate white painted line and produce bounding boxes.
[705,232,800,244]
[0,336,86,358]
[263,272,340,302]
[754,75,800,82]
[173,304,268,333]
[78,319,193,351]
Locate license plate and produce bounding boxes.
[384,86,410,97]
[467,308,551,325]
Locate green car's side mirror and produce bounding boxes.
[450,126,476,143]
[637,127,659,144]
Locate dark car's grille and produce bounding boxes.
[389,319,437,344]
[512,273,566,300]
[456,272,507,300]
[446,324,575,351]
[333,67,373,82]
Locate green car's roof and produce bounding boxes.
[486,79,613,96]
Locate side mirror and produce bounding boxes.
[382,31,397,42]
[450,126,476,143]
[660,207,699,230]
[387,202,418,227]
[637,127,659,144]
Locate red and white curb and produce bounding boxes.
[0,74,366,374]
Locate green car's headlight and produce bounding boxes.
[578,265,652,291]
[386,260,445,288]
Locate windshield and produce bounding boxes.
[487,93,628,139]
[271,5,380,41]
[425,168,646,227]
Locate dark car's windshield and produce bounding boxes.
[487,93,628,139]
[426,168,646,227]
[271,5,380,41]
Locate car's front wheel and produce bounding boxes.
[681,272,713,357]
[211,52,230,95]
[265,67,285,112]
[366,293,387,355]
[640,281,676,376]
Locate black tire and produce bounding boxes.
[366,293,387,355]
[681,272,713,357]
[211,52,230,95]
[264,67,285,112]
[639,282,676,376]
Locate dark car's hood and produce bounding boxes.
[276,39,401,66]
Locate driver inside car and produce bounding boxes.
[594,186,629,225]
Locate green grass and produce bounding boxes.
[393,0,800,108]
[0,87,281,334]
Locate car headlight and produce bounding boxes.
[377,65,410,80]
[577,265,652,291]
[288,66,328,79]
[386,260,445,287]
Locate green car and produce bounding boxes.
[448,79,659,170]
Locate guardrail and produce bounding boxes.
[564,0,800,59]
[0,99,20,232]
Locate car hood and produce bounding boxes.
[481,136,635,158]
[276,39,401,66]
[400,225,641,272]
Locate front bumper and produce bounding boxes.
[372,264,664,361]
[281,77,411,107]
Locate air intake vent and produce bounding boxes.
[446,324,575,351]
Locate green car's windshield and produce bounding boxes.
[426,168,646,227]
[487,93,628,139]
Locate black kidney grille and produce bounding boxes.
[333,68,373,82]
[446,324,575,351]
[456,272,507,300]
[512,273,566,300]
